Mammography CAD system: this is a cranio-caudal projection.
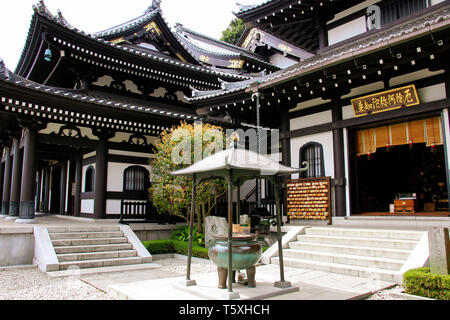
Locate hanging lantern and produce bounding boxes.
[44,48,52,62]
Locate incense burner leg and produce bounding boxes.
[246,266,256,288]
[218,267,228,289]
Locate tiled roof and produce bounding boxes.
[93,4,161,38]
[1,65,200,122]
[17,1,253,82]
[175,24,276,69]
[187,5,450,102]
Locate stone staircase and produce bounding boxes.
[271,227,426,283]
[48,226,146,270]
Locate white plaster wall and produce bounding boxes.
[418,83,446,103]
[342,105,355,120]
[290,98,331,113]
[81,200,94,214]
[390,69,444,87]
[269,53,297,69]
[431,0,446,5]
[328,16,367,46]
[328,0,381,24]
[290,131,335,180]
[107,200,121,215]
[109,149,156,159]
[290,110,332,131]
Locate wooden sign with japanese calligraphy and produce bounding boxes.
[351,84,420,117]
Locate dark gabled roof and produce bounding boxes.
[235,0,363,53]
[15,1,255,86]
[174,24,280,72]
[2,64,200,122]
[238,27,315,61]
[188,4,450,105]
[93,1,199,65]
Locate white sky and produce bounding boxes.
[0,0,263,70]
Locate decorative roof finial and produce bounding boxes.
[0,58,9,80]
[152,0,161,9]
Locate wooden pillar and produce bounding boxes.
[332,97,347,217]
[7,139,23,220]
[280,109,291,221]
[94,139,108,220]
[35,169,42,213]
[1,147,12,217]
[43,167,50,214]
[318,19,329,50]
[59,161,67,215]
[17,129,38,223]
[73,153,82,217]
[0,154,4,213]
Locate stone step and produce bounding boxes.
[57,250,137,262]
[304,227,425,241]
[54,243,134,254]
[271,256,402,283]
[58,256,142,270]
[283,248,405,271]
[288,241,412,260]
[297,234,418,250]
[52,237,129,247]
[47,226,120,233]
[49,231,124,240]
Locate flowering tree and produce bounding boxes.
[150,122,228,231]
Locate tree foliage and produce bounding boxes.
[149,122,228,231]
[220,18,246,45]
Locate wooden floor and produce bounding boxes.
[356,211,450,217]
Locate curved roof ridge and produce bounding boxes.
[93,1,162,38]
[175,24,278,69]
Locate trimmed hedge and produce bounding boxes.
[143,240,209,260]
[403,267,450,300]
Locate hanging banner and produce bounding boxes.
[352,84,420,117]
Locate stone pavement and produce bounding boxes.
[66,257,396,300]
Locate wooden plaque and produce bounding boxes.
[287,177,332,224]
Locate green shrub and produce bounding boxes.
[143,239,209,260]
[143,240,174,255]
[403,267,450,300]
[171,225,205,246]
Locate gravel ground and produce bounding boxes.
[0,261,408,300]
[366,285,408,300]
[0,267,113,300]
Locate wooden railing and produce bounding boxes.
[120,201,156,223]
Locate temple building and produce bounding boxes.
[1,0,450,225]
[0,1,265,223]
[190,0,450,221]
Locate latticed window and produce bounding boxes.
[123,166,149,192]
[85,166,95,192]
[300,142,325,179]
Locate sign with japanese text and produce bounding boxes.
[351,84,420,117]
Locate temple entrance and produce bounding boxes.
[351,117,450,216]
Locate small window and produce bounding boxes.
[300,142,325,179]
[123,166,150,192]
[85,166,95,192]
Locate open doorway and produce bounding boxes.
[351,117,449,216]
